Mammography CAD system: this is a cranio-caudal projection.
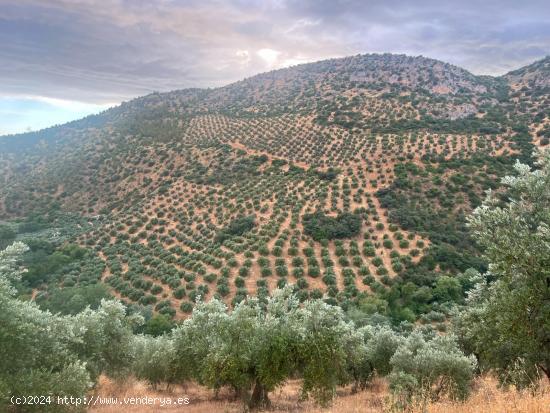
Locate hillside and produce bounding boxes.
[0,53,548,321]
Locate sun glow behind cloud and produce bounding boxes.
[257,48,281,66]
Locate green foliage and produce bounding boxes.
[0,242,141,411]
[36,284,111,315]
[361,325,402,376]
[71,299,143,381]
[297,300,364,406]
[314,168,339,181]
[2,54,548,409]
[2,241,480,410]
[433,276,462,303]
[0,224,16,250]
[455,151,550,387]
[303,212,362,241]
[377,155,516,274]
[132,335,178,387]
[388,333,476,404]
[143,314,175,337]
[180,302,193,313]
[20,240,89,287]
[215,215,255,243]
[172,286,364,408]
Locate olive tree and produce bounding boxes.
[1,242,144,412]
[456,151,550,387]
[171,298,228,388]
[172,287,302,409]
[388,332,476,405]
[172,286,365,409]
[132,334,178,388]
[72,299,143,381]
[362,325,403,376]
[295,300,365,406]
[0,243,91,412]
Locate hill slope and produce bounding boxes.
[1,53,548,320]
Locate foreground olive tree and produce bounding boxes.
[0,242,141,412]
[296,299,365,405]
[171,289,300,409]
[171,286,364,408]
[0,243,91,412]
[132,334,178,388]
[388,332,476,406]
[456,150,550,387]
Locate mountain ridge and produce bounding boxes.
[2,53,547,143]
[0,52,548,319]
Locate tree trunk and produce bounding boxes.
[248,379,270,410]
[539,364,550,382]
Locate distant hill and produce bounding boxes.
[1,53,548,319]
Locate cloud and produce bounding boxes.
[0,0,548,110]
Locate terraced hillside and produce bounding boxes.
[1,53,548,322]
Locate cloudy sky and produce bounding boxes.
[1,0,549,135]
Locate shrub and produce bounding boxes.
[371,257,383,267]
[215,216,255,243]
[303,212,362,241]
[292,257,304,267]
[272,246,283,257]
[275,265,288,277]
[358,265,370,276]
[36,284,111,315]
[363,246,376,256]
[217,284,230,297]
[0,225,16,250]
[204,273,217,283]
[151,285,163,295]
[143,314,174,337]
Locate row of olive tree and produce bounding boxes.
[1,240,477,412]
[132,285,476,409]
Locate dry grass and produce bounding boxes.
[89,376,549,413]
[420,376,550,413]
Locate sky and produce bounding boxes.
[0,0,549,135]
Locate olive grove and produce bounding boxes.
[5,148,550,411]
